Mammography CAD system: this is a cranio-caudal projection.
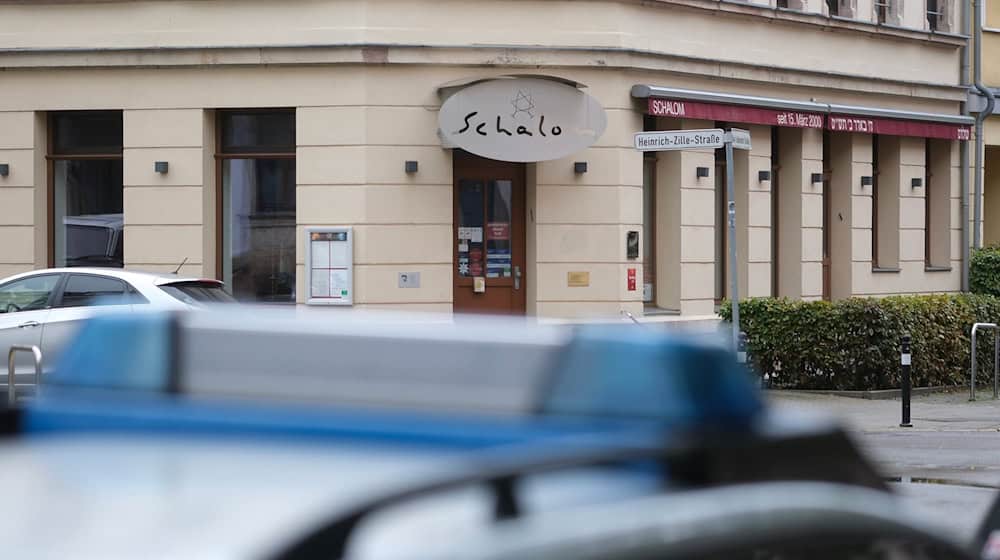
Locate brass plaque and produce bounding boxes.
[567,271,590,287]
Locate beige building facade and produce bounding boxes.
[0,0,973,320]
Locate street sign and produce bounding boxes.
[634,129,725,151]
[728,128,752,150]
[631,125,748,352]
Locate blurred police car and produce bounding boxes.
[0,309,993,560]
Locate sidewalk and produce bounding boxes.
[767,389,1000,433]
[768,389,1000,544]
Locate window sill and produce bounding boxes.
[871,266,901,273]
[643,305,681,316]
[924,265,952,272]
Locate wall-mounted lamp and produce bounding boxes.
[758,170,771,182]
[154,161,169,174]
[860,175,873,187]
[811,173,823,184]
[696,166,710,178]
[0,164,8,177]
[404,160,419,174]
[911,178,923,188]
[574,161,588,174]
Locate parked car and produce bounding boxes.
[0,310,993,559]
[0,268,235,395]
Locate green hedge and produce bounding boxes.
[719,294,1000,390]
[971,246,1000,297]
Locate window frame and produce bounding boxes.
[215,108,297,300]
[46,111,124,268]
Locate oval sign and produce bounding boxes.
[439,78,607,163]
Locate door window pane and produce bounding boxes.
[0,275,60,314]
[223,159,296,302]
[457,180,484,278]
[486,180,513,278]
[58,275,128,308]
[53,160,124,268]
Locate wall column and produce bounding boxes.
[743,125,772,297]
[0,112,40,277]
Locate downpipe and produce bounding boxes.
[973,0,996,251]
[961,0,971,290]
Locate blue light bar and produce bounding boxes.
[45,313,763,435]
[540,326,763,430]
[47,312,176,392]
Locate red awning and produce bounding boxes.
[648,98,823,129]
[647,97,971,141]
[827,114,971,141]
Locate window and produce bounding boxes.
[642,154,656,304]
[771,127,780,298]
[218,110,296,303]
[927,0,941,30]
[872,135,880,266]
[50,112,124,268]
[925,139,951,268]
[875,0,889,23]
[874,0,903,25]
[872,135,901,270]
[827,0,857,17]
[57,274,129,308]
[0,275,60,314]
[715,136,728,303]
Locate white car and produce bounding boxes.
[0,268,235,392]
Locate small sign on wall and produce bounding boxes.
[627,268,636,291]
[567,271,590,287]
[398,272,421,288]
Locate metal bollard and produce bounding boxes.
[900,334,912,428]
[737,331,748,367]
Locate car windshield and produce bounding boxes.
[159,282,237,306]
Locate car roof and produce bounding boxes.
[0,267,215,287]
[0,311,892,559]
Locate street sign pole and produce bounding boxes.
[724,132,740,352]
[632,126,748,352]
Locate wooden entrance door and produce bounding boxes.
[453,151,527,315]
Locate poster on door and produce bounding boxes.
[487,249,512,278]
[469,248,484,277]
[486,222,510,241]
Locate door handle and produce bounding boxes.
[514,266,522,290]
[17,321,40,329]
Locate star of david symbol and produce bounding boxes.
[511,89,535,119]
[458,261,470,275]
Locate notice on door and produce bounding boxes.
[486,222,510,240]
[458,227,483,243]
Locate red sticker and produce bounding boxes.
[627,268,637,291]
[486,222,510,240]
